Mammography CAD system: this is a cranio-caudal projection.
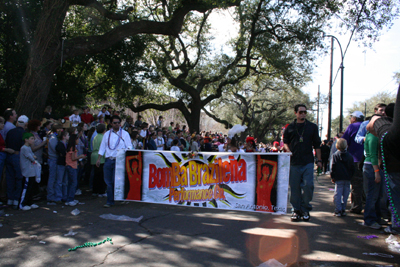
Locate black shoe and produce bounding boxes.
[302,211,310,221]
[349,209,362,214]
[291,211,301,221]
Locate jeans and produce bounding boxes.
[385,172,400,229]
[103,158,116,205]
[334,180,351,213]
[47,158,58,201]
[363,164,382,225]
[6,153,23,201]
[57,165,68,201]
[289,163,314,212]
[66,166,77,202]
[350,162,363,213]
[0,152,6,180]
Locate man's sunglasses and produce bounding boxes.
[298,111,307,114]
[112,121,121,124]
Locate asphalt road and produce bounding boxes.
[0,173,399,267]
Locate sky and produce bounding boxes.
[303,19,400,136]
[208,9,400,136]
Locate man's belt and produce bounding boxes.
[107,157,116,160]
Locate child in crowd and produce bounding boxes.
[65,134,86,206]
[170,139,180,152]
[330,138,355,216]
[19,132,40,211]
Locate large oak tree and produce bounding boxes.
[13,0,241,119]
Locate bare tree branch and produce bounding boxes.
[201,108,233,129]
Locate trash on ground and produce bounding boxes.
[71,209,80,216]
[5,214,13,217]
[30,235,37,239]
[362,252,394,258]
[329,188,334,191]
[53,211,57,213]
[99,213,143,222]
[385,234,400,254]
[39,241,46,244]
[0,223,2,227]
[68,237,113,252]
[357,235,378,239]
[64,230,78,237]
[78,202,85,205]
[256,258,287,267]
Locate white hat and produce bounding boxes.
[17,115,29,124]
[351,111,364,118]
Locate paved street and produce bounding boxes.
[0,173,399,267]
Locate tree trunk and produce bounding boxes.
[187,107,200,133]
[15,0,69,119]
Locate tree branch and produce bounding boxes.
[72,0,133,20]
[201,108,233,129]
[65,0,241,60]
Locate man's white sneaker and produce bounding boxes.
[20,205,31,211]
[30,204,39,209]
[73,199,79,204]
[75,189,82,196]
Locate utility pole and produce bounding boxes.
[364,103,367,117]
[324,34,344,133]
[327,37,334,140]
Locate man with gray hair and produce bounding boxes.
[5,115,28,209]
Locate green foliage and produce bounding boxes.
[330,90,397,137]
[209,75,313,142]
[0,0,43,112]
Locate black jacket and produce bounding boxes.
[331,150,355,181]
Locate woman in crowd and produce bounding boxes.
[91,124,107,197]
[245,136,257,152]
[65,134,86,206]
[27,120,47,166]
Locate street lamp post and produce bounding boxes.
[325,34,344,135]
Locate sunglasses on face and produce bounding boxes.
[298,111,307,115]
[112,121,121,124]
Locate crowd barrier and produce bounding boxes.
[114,150,291,214]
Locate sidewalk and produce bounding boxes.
[0,173,399,266]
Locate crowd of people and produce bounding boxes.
[0,88,399,237]
[0,106,281,211]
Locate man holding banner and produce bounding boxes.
[97,115,132,208]
[283,104,322,222]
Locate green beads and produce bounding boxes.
[68,237,114,252]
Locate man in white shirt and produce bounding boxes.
[97,107,110,119]
[69,110,81,127]
[96,115,132,208]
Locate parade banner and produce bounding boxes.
[114,150,290,213]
